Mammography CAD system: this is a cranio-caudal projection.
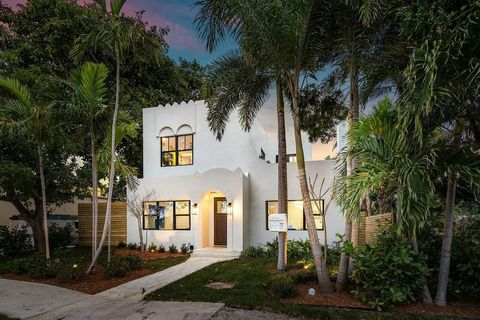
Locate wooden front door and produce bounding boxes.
[214,197,227,246]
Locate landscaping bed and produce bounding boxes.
[0,246,189,294]
[147,257,480,320]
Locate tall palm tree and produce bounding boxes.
[64,62,110,266]
[71,0,161,272]
[195,0,335,291]
[199,50,289,270]
[0,77,56,259]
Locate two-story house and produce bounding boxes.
[127,100,345,257]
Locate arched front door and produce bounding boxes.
[214,197,227,246]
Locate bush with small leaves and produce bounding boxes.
[122,254,142,271]
[0,226,33,257]
[117,241,127,248]
[266,273,296,298]
[348,226,430,311]
[180,243,189,254]
[105,257,128,278]
[127,242,138,250]
[158,244,166,253]
[148,242,157,252]
[168,244,178,253]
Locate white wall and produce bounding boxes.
[134,100,345,250]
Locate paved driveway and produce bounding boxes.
[0,279,223,319]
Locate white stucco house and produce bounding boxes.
[127,100,345,257]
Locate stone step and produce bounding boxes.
[191,250,241,258]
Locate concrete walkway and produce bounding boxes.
[97,256,232,300]
[0,256,231,319]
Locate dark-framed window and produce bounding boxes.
[161,134,193,167]
[275,154,297,163]
[143,200,191,230]
[266,200,324,230]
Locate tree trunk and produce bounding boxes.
[138,219,144,252]
[37,145,50,259]
[91,131,99,267]
[435,119,464,306]
[292,95,333,292]
[336,61,359,291]
[87,54,121,273]
[276,81,288,271]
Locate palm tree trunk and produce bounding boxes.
[435,119,464,306]
[91,132,98,267]
[337,62,359,291]
[37,145,50,260]
[87,54,121,273]
[276,81,288,271]
[292,95,333,292]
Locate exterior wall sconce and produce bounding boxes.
[227,202,233,215]
[192,203,198,215]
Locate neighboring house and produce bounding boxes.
[127,100,345,257]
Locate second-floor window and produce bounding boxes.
[161,134,193,167]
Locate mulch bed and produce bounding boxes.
[2,264,152,294]
[0,249,189,295]
[114,248,186,261]
[280,279,480,318]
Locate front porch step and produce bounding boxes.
[191,248,241,258]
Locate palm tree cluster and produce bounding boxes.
[0,0,161,273]
[194,0,480,304]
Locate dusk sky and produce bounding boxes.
[4,0,237,65]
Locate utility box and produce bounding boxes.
[268,213,287,232]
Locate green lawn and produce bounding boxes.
[144,255,190,272]
[146,257,462,320]
[0,314,17,320]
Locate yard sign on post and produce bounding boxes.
[268,213,287,232]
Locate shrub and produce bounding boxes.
[349,227,430,310]
[290,266,316,284]
[127,242,138,250]
[117,241,127,248]
[105,257,128,278]
[11,254,56,278]
[148,242,157,252]
[0,226,33,257]
[180,243,189,254]
[168,244,178,253]
[241,245,266,257]
[265,238,278,257]
[158,244,166,253]
[266,273,296,298]
[104,255,142,279]
[48,223,74,250]
[122,254,142,271]
[54,262,84,282]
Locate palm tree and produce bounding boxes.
[199,50,289,270]
[0,77,56,259]
[195,0,335,291]
[64,62,110,265]
[71,0,161,272]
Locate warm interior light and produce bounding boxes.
[227,202,233,215]
[73,264,78,268]
[192,203,198,215]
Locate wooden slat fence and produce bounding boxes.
[78,202,127,246]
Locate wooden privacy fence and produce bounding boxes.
[365,212,393,245]
[78,202,127,246]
